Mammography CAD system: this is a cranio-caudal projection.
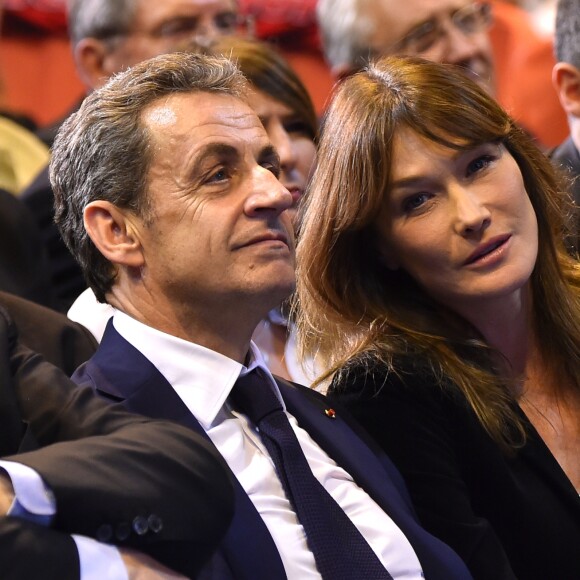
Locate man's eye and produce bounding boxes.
[207,168,229,182]
[158,18,199,38]
[402,21,438,53]
[262,161,281,178]
[214,12,238,31]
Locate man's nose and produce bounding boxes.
[438,22,484,65]
[191,19,226,48]
[244,167,294,216]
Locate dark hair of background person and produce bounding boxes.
[295,56,580,451]
[206,36,319,145]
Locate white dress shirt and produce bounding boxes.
[0,462,126,579]
[114,311,425,579]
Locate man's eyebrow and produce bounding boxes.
[189,143,239,176]
[260,143,280,163]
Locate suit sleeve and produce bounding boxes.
[0,517,79,580]
[0,306,234,578]
[330,366,517,580]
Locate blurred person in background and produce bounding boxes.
[0,0,56,307]
[316,0,568,149]
[551,0,580,248]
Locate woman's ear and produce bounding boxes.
[83,201,145,269]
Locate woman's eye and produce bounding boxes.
[466,154,495,177]
[403,193,432,213]
[284,120,311,136]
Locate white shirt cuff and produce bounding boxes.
[0,460,55,524]
[72,535,128,580]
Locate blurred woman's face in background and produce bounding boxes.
[375,127,538,318]
[248,89,317,226]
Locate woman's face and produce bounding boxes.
[248,88,317,226]
[376,128,538,317]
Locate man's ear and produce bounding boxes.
[552,62,580,118]
[73,38,117,89]
[84,201,145,269]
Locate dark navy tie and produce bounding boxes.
[230,368,393,580]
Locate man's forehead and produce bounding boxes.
[143,91,255,124]
[142,91,269,150]
[133,0,238,21]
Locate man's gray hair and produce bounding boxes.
[51,51,248,302]
[67,0,137,46]
[316,0,377,71]
[555,0,580,69]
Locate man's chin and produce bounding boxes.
[256,278,295,312]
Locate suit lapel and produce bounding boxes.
[279,379,473,580]
[279,379,417,519]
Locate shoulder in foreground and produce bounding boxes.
[329,353,441,401]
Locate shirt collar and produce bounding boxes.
[113,311,284,429]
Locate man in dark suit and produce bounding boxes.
[0,304,234,579]
[21,0,246,310]
[51,51,473,579]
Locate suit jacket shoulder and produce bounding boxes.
[20,167,86,311]
[0,291,96,375]
[551,136,580,206]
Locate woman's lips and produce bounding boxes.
[464,234,512,266]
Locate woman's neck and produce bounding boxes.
[454,288,580,491]
[458,286,533,383]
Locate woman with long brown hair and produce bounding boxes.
[296,55,580,579]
